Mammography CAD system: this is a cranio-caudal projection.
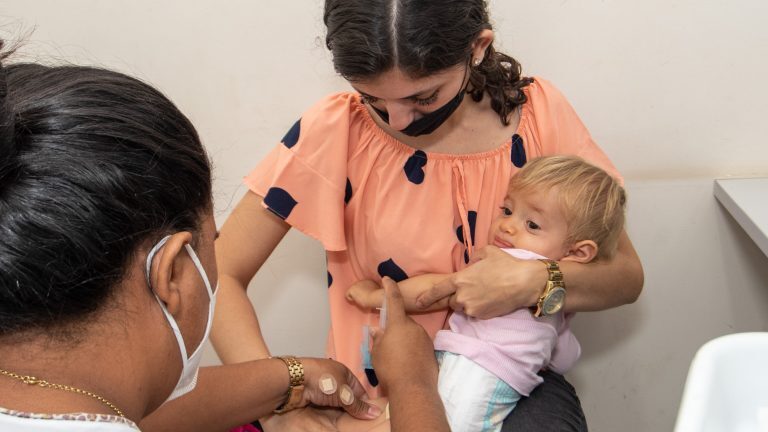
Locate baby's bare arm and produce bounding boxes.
[347,274,452,312]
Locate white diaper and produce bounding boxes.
[437,351,521,432]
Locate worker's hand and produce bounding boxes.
[371,277,439,394]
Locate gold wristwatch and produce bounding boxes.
[533,259,566,317]
[273,356,306,414]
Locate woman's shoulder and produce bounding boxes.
[289,91,375,139]
[521,76,584,129]
[523,76,571,109]
[519,77,621,180]
[302,91,362,120]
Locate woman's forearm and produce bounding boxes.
[211,191,290,363]
[212,275,272,362]
[141,357,381,432]
[389,382,450,432]
[415,233,643,319]
[140,360,289,432]
[561,230,644,312]
[372,278,451,432]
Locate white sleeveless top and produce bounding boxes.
[0,407,140,431]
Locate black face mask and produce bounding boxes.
[371,73,468,137]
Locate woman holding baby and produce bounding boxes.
[213,0,643,431]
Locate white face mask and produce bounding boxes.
[145,235,217,403]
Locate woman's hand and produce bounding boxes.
[300,357,381,419]
[260,357,381,432]
[371,278,439,392]
[371,278,449,432]
[416,246,546,319]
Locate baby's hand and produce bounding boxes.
[346,279,385,309]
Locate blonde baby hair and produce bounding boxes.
[508,156,626,260]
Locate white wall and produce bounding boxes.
[4,1,768,430]
[571,179,768,431]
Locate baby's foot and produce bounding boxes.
[346,279,384,309]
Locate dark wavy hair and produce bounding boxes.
[0,41,212,338]
[323,0,533,125]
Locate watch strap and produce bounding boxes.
[534,259,565,317]
[273,356,306,414]
[539,259,563,281]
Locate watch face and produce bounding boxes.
[543,287,566,315]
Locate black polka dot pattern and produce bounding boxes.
[365,368,379,387]
[263,187,298,220]
[403,150,428,184]
[281,119,301,149]
[377,258,408,282]
[511,134,526,168]
[345,178,353,205]
[456,211,477,264]
[467,211,477,245]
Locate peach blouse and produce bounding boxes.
[245,77,621,392]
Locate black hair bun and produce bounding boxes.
[0,39,20,187]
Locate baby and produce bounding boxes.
[347,155,626,432]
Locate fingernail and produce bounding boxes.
[367,404,382,418]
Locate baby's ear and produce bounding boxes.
[562,240,598,263]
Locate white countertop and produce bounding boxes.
[713,178,768,258]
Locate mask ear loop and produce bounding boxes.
[145,235,172,288]
[145,235,215,298]
[145,235,190,359]
[182,243,215,297]
[145,234,217,404]
[179,242,217,360]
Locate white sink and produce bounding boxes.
[675,332,768,432]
